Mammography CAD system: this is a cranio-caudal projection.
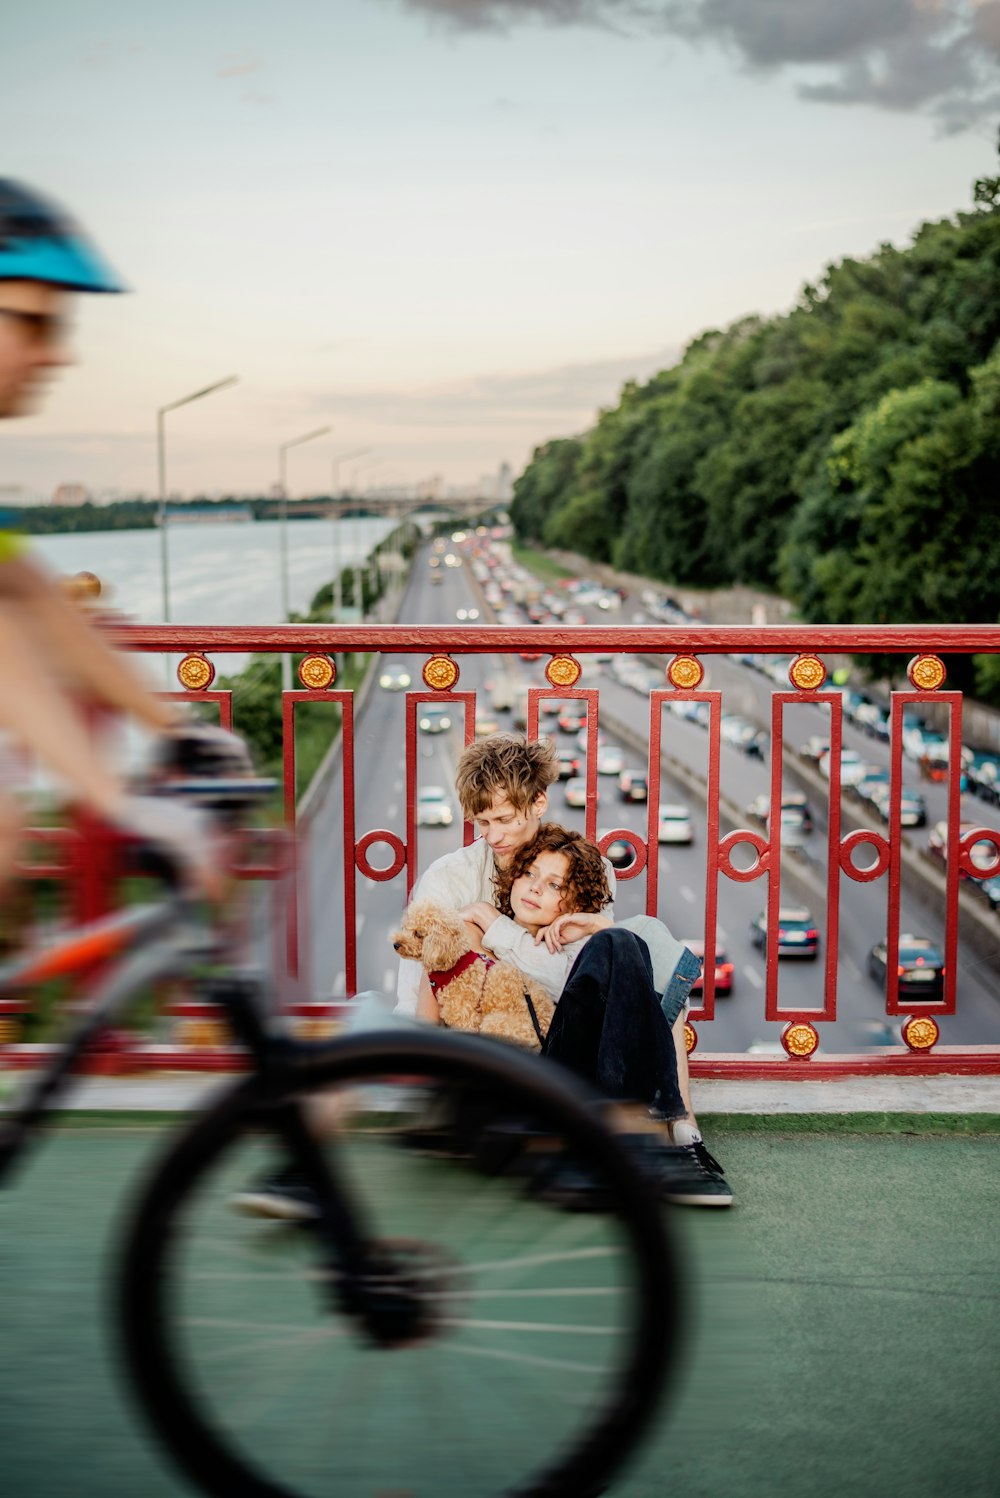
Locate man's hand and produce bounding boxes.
[459,901,500,933]
[536,911,613,952]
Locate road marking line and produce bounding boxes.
[386,803,398,818]
[393,778,402,793]
[331,971,345,996]
[355,915,366,940]
[679,885,695,903]
[742,966,763,990]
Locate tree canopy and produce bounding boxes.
[510,174,1000,694]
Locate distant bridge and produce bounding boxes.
[257,495,506,523]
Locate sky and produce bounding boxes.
[2,0,998,500]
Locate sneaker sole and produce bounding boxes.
[662,1189,733,1207]
[228,1192,319,1222]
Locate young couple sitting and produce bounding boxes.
[236,732,732,1219]
[396,734,732,1208]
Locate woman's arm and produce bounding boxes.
[415,971,441,1025]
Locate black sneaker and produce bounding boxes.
[656,1140,733,1208]
[229,1167,320,1222]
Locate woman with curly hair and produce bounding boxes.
[457,825,731,1206]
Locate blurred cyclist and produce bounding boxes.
[0,178,229,894]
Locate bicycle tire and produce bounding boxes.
[118,1029,682,1498]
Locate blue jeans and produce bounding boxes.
[542,929,686,1121]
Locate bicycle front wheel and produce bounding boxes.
[119,1029,683,1498]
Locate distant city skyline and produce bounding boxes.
[2,0,997,497]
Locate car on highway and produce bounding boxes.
[657,804,694,844]
[558,707,588,734]
[746,792,814,834]
[598,830,636,871]
[418,704,453,734]
[455,607,480,621]
[596,744,626,777]
[474,715,501,739]
[749,907,820,959]
[818,747,866,786]
[415,786,454,827]
[867,935,945,999]
[618,769,648,802]
[685,940,734,997]
[564,776,596,810]
[379,663,411,691]
[875,788,928,827]
[555,748,581,780]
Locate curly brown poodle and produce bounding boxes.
[392,899,555,1051]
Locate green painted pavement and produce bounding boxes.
[0,1124,997,1498]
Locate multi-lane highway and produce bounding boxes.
[301,540,1000,1055]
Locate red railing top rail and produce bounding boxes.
[109,623,1000,655]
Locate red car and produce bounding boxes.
[684,940,734,997]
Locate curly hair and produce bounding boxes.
[495,824,611,921]
[454,733,559,820]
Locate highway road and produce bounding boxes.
[300,542,1000,1056]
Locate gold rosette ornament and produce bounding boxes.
[667,656,704,690]
[546,655,582,689]
[907,655,946,691]
[781,1021,819,1058]
[789,654,826,691]
[297,655,336,690]
[176,654,215,691]
[423,655,459,691]
[901,1015,939,1052]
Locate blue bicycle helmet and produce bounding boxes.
[0,179,124,293]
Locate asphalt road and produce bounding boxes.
[301,547,1000,1055]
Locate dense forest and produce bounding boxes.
[511,166,1000,698]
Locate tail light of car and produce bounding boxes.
[806,928,819,940]
[716,962,734,980]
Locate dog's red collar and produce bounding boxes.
[428,948,494,994]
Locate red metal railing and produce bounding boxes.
[4,621,1000,1077]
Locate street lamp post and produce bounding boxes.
[278,425,332,690]
[330,446,368,623]
[156,375,238,621]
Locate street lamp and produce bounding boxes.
[330,447,368,623]
[156,375,238,621]
[278,425,332,624]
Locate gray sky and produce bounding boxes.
[2,0,997,498]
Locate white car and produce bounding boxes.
[379,663,411,691]
[657,804,694,844]
[596,744,626,777]
[818,748,866,786]
[564,776,596,810]
[416,786,454,827]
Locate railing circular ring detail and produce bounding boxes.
[684,1021,697,1054]
[717,829,770,881]
[597,828,647,881]
[839,828,891,882]
[355,830,407,882]
[958,827,1000,880]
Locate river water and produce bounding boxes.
[30,515,395,628]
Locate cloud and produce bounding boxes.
[305,347,680,429]
[217,56,262,78]
[397,0,1000,128]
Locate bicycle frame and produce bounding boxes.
[0,890,376,1283]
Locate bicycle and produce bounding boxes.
[0,773,683,1498]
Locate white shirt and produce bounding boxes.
[395,838,616,1014]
